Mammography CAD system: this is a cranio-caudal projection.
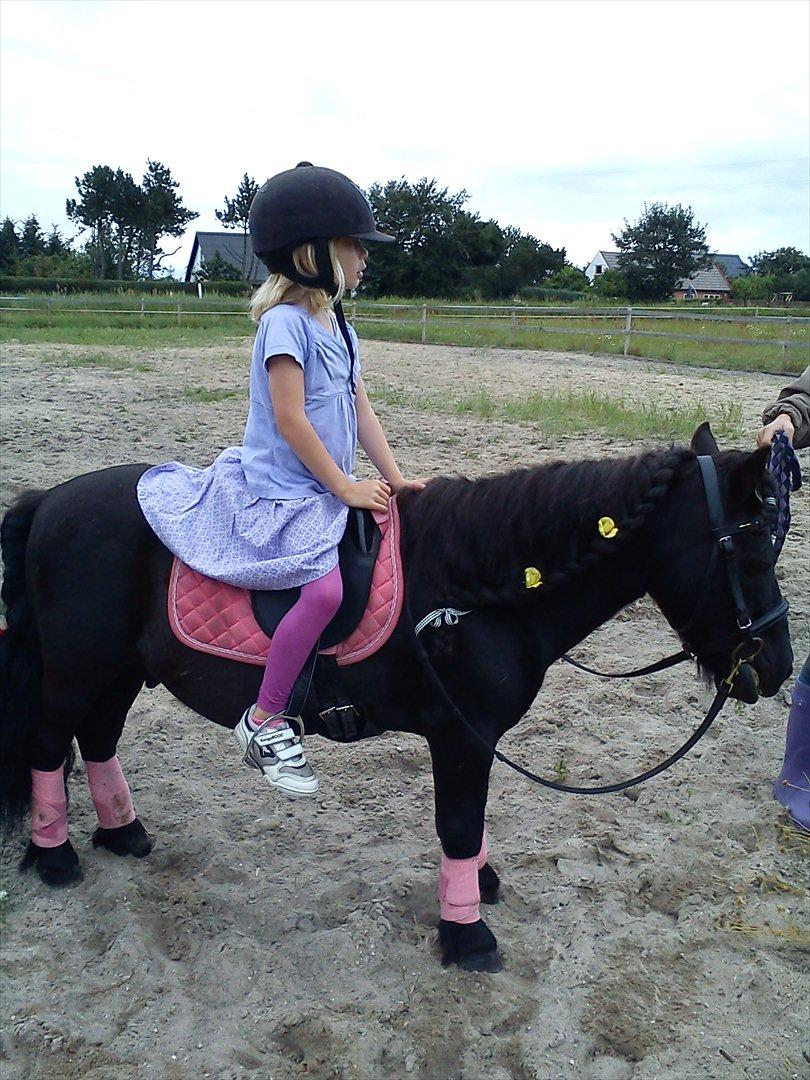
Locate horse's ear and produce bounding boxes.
[729,446,770,497]
[691,421,719,455]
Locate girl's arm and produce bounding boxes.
[269,356,389,511]
[356,376,425,494]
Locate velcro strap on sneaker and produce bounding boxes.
[275,742,305,763]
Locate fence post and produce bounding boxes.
[177,303,181,328]
[351,300,357,324]
[140,299,145,318]
[781,316,792,367]
[420,304,427,344]
[46,296,52,327]
[623,305,633,356]
[510,306,517,346]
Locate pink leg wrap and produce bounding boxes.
[30,768,69,849]
[438,829,488,924]
[85,756,136,830]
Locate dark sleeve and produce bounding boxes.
[761,366,810,449]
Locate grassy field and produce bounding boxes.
[1,292,807,374]
[367,382,746,442]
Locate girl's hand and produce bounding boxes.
[340,478,391,511]
[390,477,428,495]
[757,413,795,448]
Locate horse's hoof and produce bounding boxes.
[20,840,84,888]
[92,818,153,858]
[438,919,502,972]
[479,862,500,905]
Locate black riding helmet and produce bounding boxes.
[249,162,394,293]
[249,162,393,386]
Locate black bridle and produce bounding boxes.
[410,454,790,795]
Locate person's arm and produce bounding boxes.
[355,377,426,495]
[757,366,810,449]
[268,357,389,511]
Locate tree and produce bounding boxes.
[364,177,561,299]
[195,252,243,283]
[216,174,259,277]
[67,161,196,280]
[545,264,590,292]
[139,160,197,279]
[66,165,120,278]
[591,267,629,298]
[19,215,46,259]
[45,226,69,257]
[364,177,478,295]
[491,227,565,298]
[749,247,809,278]
[730,273,774,303]
[612,202,711,301]
[0,218,19,274]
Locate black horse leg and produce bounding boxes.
[76,669,152,859]
[428,731,501,972]
[22,678,95,888]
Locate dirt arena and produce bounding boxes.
[1,338,807,1080]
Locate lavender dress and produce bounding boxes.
[137,304,359,590]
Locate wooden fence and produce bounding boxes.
[2,297,808,363]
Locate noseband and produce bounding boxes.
[409,454,791,795]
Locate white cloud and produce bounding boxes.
[1,0,807,273]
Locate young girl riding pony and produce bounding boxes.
[137,163,424,796]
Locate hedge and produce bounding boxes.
[0,277,254,296]
[519,286,589,302]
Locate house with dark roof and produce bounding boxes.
[712,254,750,280]
[584,250,748,302]
[185,231,268,284]
[672,263,732,302]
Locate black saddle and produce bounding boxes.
[251,508,381,648]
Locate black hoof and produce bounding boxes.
[92,818,153,858]
[438,918,502,972]
[479,862,500,905]
[20,840,83,888]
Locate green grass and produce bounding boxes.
[182,387,239,403]
[368,382,745,441]
[355,316,808,375]
[2,293,807,374]
[36,349,155,372]
[0,320,248,348]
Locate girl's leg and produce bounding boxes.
[235,565,343,796]
[254,564,343,722]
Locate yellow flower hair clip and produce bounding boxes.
[598,516,619,539]
[524,566,543,589]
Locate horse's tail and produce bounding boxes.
[0,489,48,830]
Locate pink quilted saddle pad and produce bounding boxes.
[168,497,403,667]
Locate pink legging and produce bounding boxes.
[257,565,343,715]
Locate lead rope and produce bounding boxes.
[768,430,801,561]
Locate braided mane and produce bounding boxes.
[400,445,696,608]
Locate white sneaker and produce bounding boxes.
[234,707,318,796]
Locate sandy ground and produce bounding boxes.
[0,338,807,1080]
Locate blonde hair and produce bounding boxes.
[250,240,346,323]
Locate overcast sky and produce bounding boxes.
[1,0,808,277]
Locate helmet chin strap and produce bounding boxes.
[258,240,357,391]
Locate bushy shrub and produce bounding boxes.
[519,286,589,302]
[0,276,256,297]
[0,277,198,295]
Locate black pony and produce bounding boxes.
[0,424,793,971]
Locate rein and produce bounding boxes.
[410,454,792,795]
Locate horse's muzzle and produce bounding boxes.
[724,661,761,704]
